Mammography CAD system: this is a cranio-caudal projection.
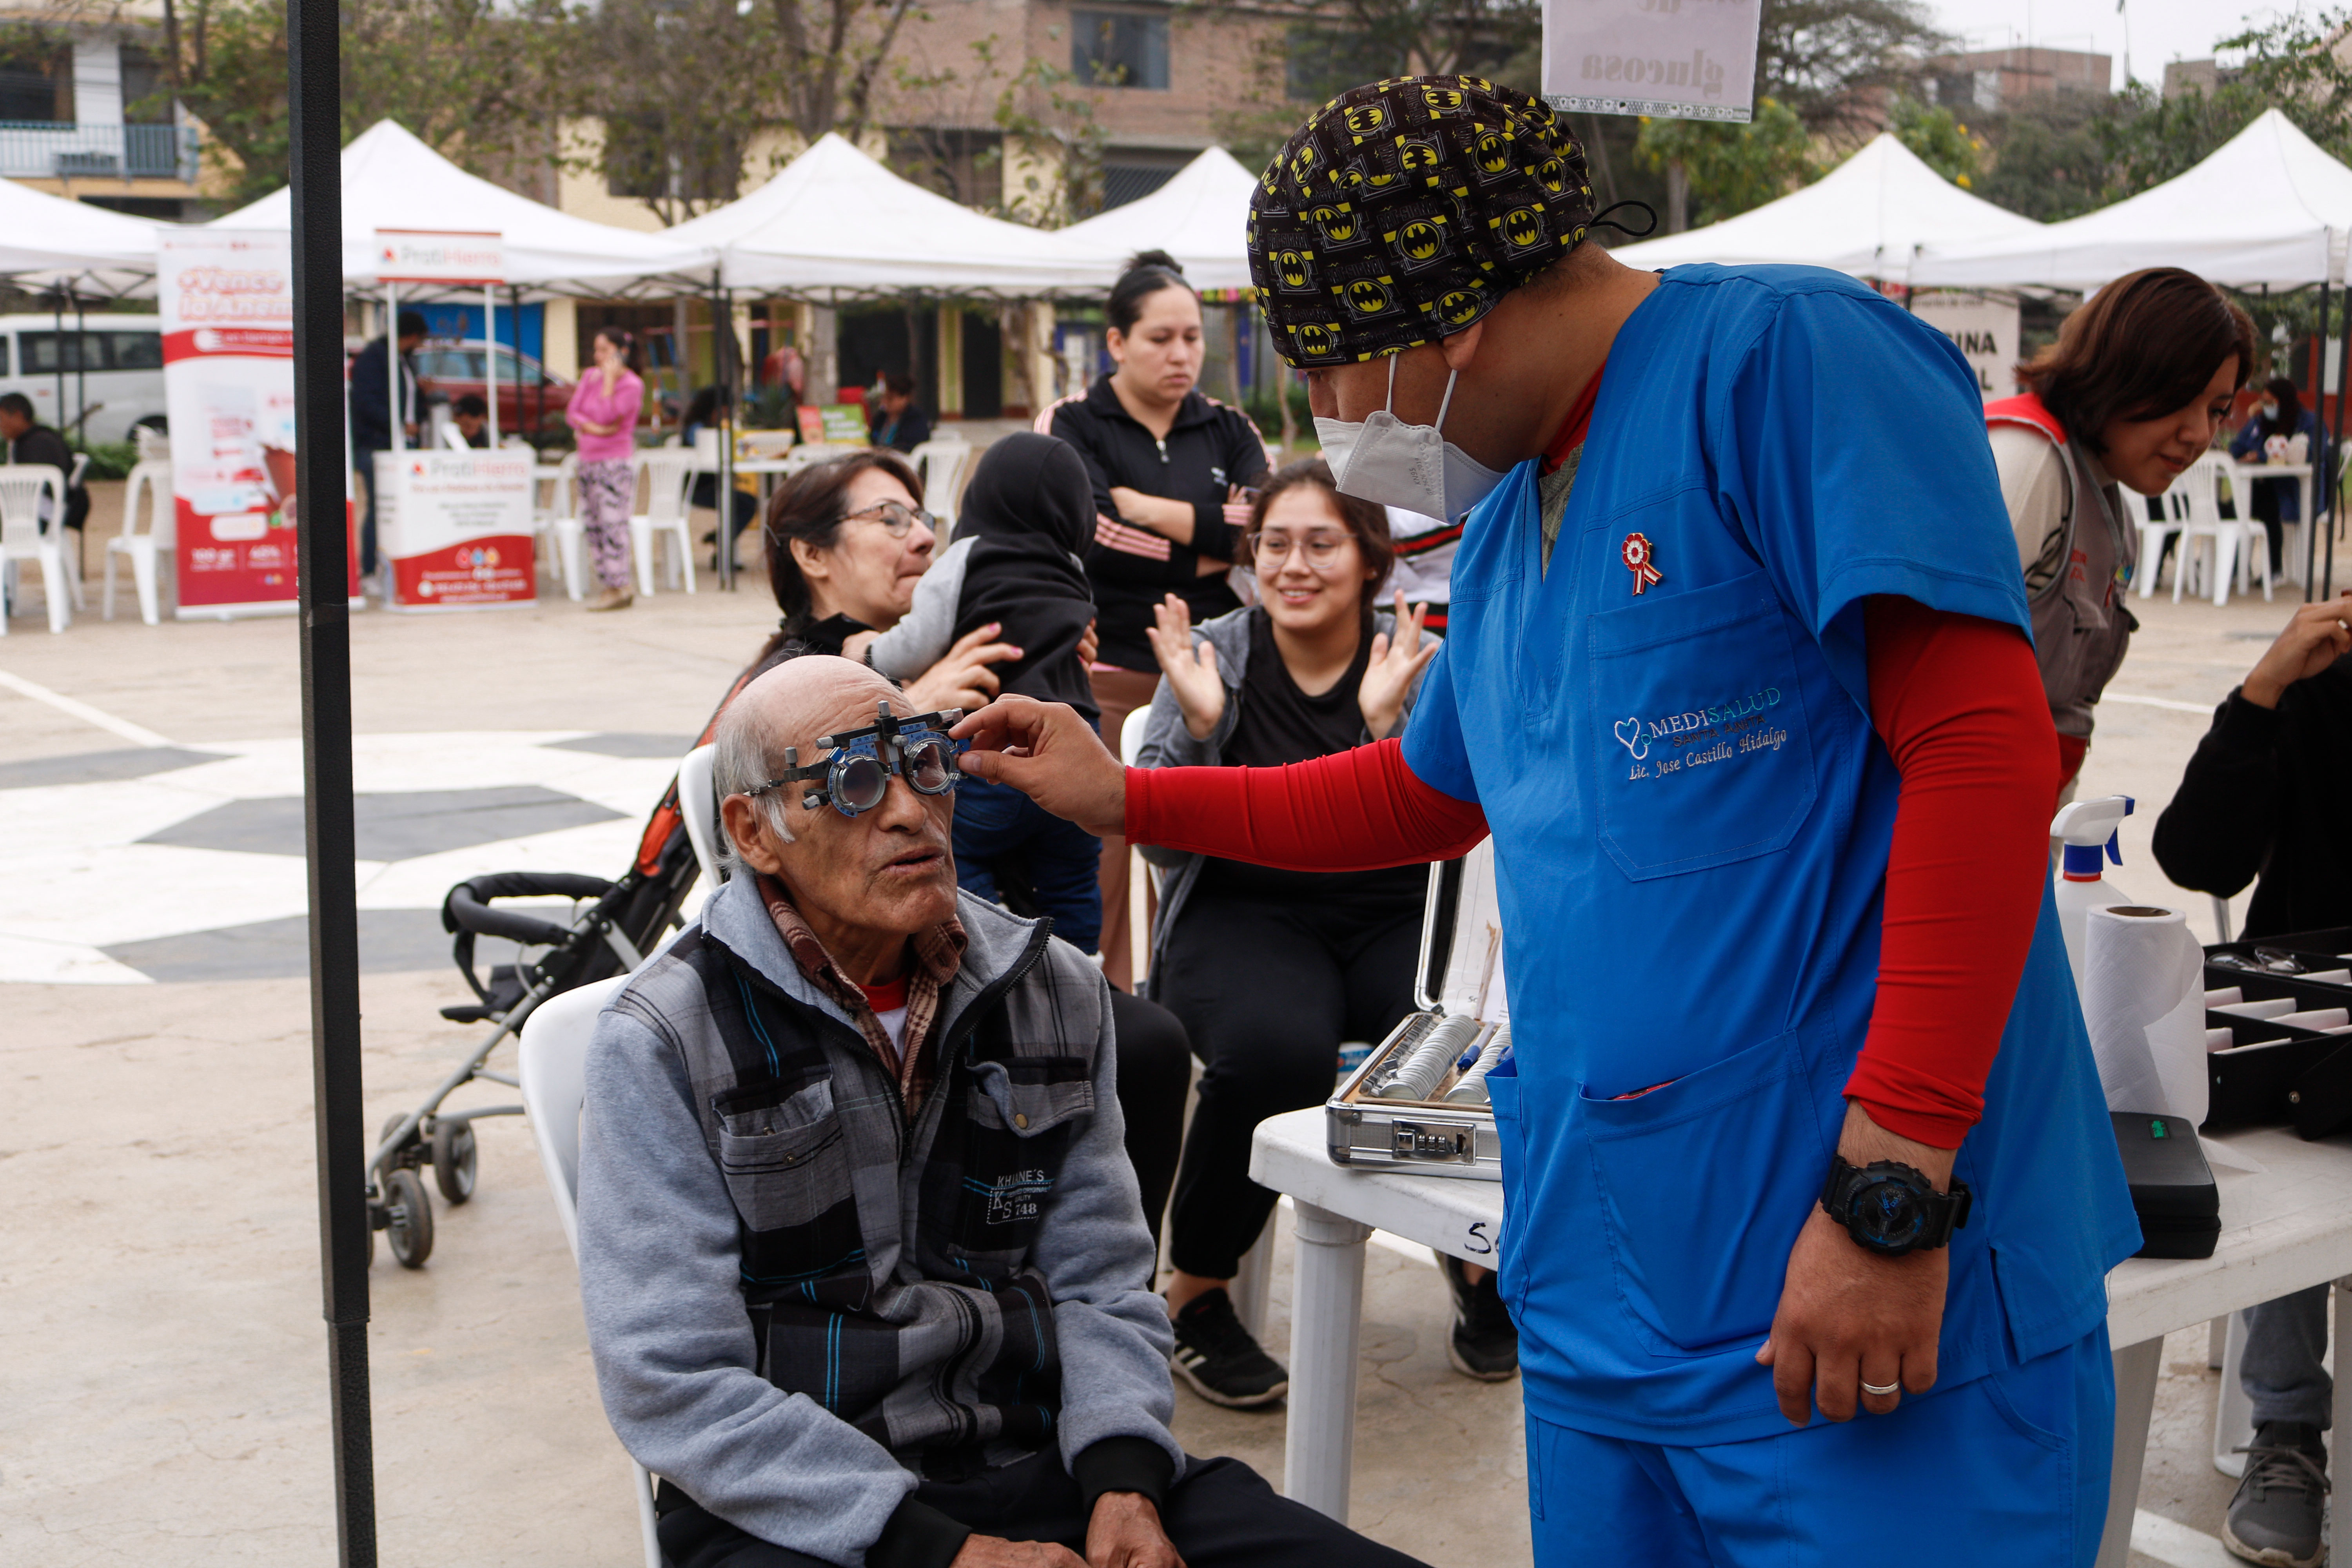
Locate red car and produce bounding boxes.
[413,339,575,433]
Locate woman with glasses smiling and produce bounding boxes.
[1129,459,1504,1409]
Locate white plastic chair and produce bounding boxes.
[630,450,699,596]
[103,460,174,625]
[0,465,71,633]
[908,437,972,537]
[515,974,663,1568]
[537,453,586,603]
[2173,453,2272,606]
[134,425,170,465]
[2137,484,2187,600]
[677,743,722,891]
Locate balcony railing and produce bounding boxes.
[0,122,201,184]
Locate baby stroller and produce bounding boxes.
[368,779,704,1268]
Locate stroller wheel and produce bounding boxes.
[431,1119,479,1205]
[384,1168,435,1269]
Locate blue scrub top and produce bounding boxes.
[1403,265,2140,1446]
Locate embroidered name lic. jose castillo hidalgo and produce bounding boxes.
[1612,686,1784,763]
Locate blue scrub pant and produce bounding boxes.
[1526,1325,2115,1568]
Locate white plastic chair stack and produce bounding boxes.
[515,975,664,1568]
[537,453,585,602]
[0,465,71,633]
[133,425,171,465]
[630,450,699,596]
[908,438,973,538]
[103,460,175,625]
[677,743,723,893]
[2173,453,2272,606]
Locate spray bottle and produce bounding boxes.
[2052,795,2135,995]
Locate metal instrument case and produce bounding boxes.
[1324,843,1506,1181]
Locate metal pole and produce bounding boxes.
[483,283,499,446]
[51,289,62,429]
[713,268,734,590]
[2329,275,2347,599]
[74,296,86,436]
[2312,279,2332,601]
[385,281,402,453]
[287,0,377,1560]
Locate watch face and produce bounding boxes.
[1854,1176,1929,1249]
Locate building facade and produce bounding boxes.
[0,0,207,218]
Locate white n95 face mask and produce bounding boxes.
[1320,354,1505,522]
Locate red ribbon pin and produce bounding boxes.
[1621,532,1662,595]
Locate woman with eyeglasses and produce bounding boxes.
[1131,459,1503,1409]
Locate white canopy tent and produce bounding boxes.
[1913,111,2352,290]
[666,132,1119,298]
[1049,147,1261,291]
[209,119,715,296]
[0,175,171,296]
[1608,132,2041,281]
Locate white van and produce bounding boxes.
[0,313,167,445]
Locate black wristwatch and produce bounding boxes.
[1820,1156,1972,1257]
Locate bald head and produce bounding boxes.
[724,656,901,773]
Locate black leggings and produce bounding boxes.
[1155,886,1423,1280]
[1106,987,1189,1255]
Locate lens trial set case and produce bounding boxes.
[2200,927,2352,1138]
[1324,844,1508,1181]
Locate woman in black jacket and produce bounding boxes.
[1046,250,1271,989]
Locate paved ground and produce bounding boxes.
[0,534,2337,1565]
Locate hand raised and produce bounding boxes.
[1357,591,1440,741]
[2243,592,2352,708]
[1144,593,1223,742]
[952,695,1127,838]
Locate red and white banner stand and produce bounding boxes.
[375,448,536,610]
[162,228,361,617]
[368,229,532,610]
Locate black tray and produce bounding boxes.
[2201,958,2352,1132]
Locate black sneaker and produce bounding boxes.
[2225,1421,2329,1568]
[1169,1288,1288,1408]
[1439,1253,1519,1381]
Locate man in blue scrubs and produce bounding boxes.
[956,77,2140,1565]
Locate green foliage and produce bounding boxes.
[67,437,138,482]
[1243,380,1312,442]
[1755,0,1947,130]
[1889,96,1983,186]
[1635,99,1814,227]
[1974,93,2109,221]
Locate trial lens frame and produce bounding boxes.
[744,701,968,818]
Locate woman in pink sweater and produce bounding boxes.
[566,326,646,611]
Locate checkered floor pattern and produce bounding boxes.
[0,731,697,984]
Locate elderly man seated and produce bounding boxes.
[578,655,1428,1568]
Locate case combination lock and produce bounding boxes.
[1392,1121,1475,1163]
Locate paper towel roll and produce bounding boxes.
[2082,904,2210,1125]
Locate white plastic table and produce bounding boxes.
[1249,1108,2352,1560]
[2224,459,2316,587]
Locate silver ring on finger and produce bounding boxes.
[1860,1379,1900,1397]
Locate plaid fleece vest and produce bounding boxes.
[660,917,1098,1473]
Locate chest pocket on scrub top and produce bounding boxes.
[1585,571,1817,880]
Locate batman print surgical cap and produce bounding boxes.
[1249,76,1596,368]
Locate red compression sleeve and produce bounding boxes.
[1125,737,1489,871]
[1842,598,2060,1149]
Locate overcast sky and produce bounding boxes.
[1920,0,2308,90]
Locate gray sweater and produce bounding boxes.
[1132,604,1435,994]
[576,875,1179,1565]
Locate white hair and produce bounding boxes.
[711,695,794,876]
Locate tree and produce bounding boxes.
[1755,0,1945,132]
[1636,97,1813,227]
[1973,91,2108,221]
[1888,96,1983,186]
[160,0,572,206]
[589,0,774,222]
[767,0,927,147]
